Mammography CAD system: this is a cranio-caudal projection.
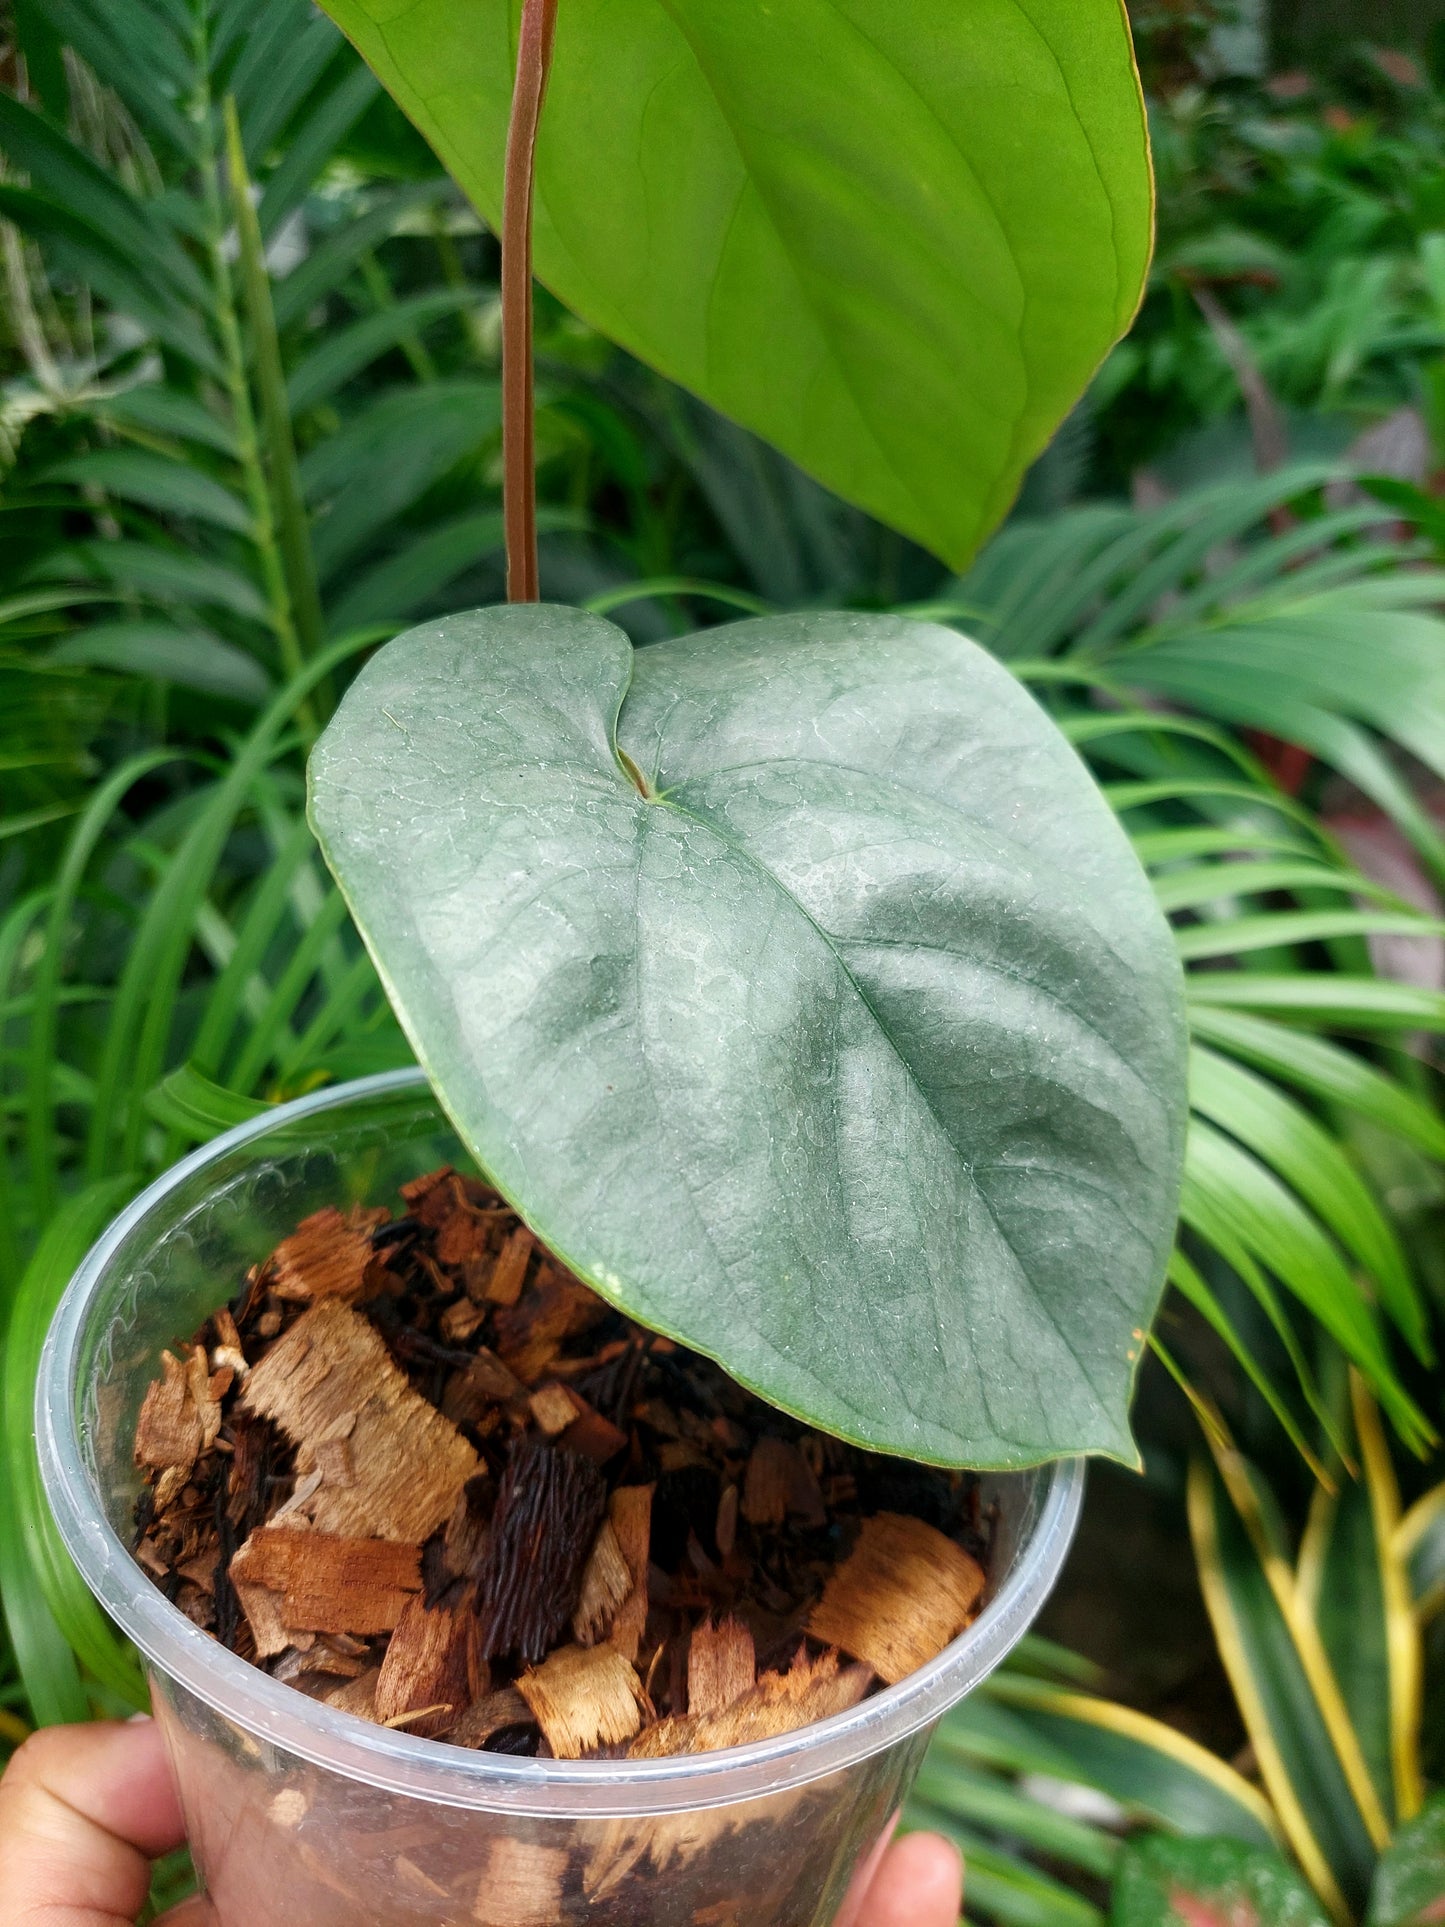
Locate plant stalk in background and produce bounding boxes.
[501,0,557,601]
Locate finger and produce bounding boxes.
[156,1899,216,1926]
[857,1830,964,1927]
[0,1717,186,1927]
[834,1813,902,1927]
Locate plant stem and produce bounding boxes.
[502,0,558,603]
[223,98,329,683]
[190,6,317,738]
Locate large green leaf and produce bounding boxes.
[1368,1793,1445,1927]
[1110,1836,1331,1927]
[315,0,1152,569]
[309,602,1187,1466]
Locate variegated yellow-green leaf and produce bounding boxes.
[314,0,1153,568]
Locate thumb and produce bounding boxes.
[0,1717,187,1926]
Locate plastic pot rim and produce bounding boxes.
[38,1066,1085,1820]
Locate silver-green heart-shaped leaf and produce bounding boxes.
[308,606,1187,1466]
[314,0,1152,571]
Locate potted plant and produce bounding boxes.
[37,1,1187,1921]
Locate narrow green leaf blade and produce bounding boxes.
[1189,1456,1384,1917]
[970,1675,1282,1848]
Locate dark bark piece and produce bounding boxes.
[493,1262,609,1383]
[240,1297,478,1542]
[516,1642,649,1758]
[449,1685,534,1750]
[374,1595,481,1738]
[440,1348,526,1428]
[268,1205,388,1304]
[807,1511,985,1684]
[741,1437,797,1527]
[475,1438,607,1664]
[557,1399,629,1466]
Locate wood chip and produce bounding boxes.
[476,1439,608,1664]
[474,1838,567,1926]
[268,1205,387,1304]
[572,1518,633,1646]
[184,1344,223,1452]
[516,1643,649,1758]
[439,1297,487,1345]
[807,1512,985,1684]
[687,1616,756,1718]
[557,1399,629,1466]
[529,1381,581,1437]
[493,1263,607,1383]
[229,1527,421,1645]
[449,1685,533,1750]
[374,1595,481,1739]
[210,1306,249,1381]
[630,1649,872,1757]
[606,1484,653,1663]
[322,1666,382,1720]
[742,1437,809,1527]
[715,1483,739,1557]
[485,1226,532,1307]
[134,1350,203,1473]
[240,1298,478,1542]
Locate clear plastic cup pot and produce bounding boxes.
[38,1068,1084,1926]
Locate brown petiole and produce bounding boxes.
[501,0,559,603]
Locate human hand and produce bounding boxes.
[0,1716,206,1926]
[844,1823,964,1927]
[0,1718,962,1927]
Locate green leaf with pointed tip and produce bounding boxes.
[312,0,1152,570]
[1110,1836,1330,1927]
[308,604,1186,1466]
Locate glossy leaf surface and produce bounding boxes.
[309,603,1187,1465]
[315,0,1152,569]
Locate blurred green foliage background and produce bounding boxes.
[4,1,1445,1919]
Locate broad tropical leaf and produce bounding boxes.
[1110,1835,1330,1927]
[309,603,1188,1466]
[316,0,1153,567]
[1368,1793,1445,1927]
